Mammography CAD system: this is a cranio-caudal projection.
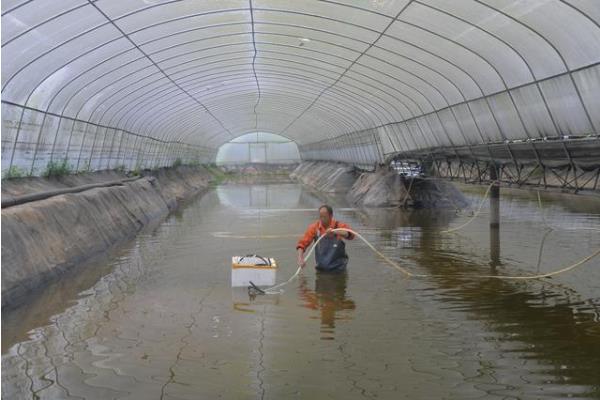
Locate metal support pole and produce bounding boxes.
[489,163,500,230]
[489,162,501,267]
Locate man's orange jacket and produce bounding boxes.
[296,218,354,251]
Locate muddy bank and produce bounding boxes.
[291,161,468,208]
[290,161,357,193]
[2,170,129,198]
[217,163,298,184]
[1,166,214,308]
[219,162,298,175]
[348,168,470,208]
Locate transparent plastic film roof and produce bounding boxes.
[2,0,600,174]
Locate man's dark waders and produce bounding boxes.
[314,222,349,272]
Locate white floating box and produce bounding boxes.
[231,256,277,287]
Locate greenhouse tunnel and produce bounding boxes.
[2,1,600,399]
[1,0,598,181]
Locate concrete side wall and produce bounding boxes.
[291,161,469,208]
[1,166,213,307]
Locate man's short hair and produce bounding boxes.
[319,204,333,215]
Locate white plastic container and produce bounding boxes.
[231,256,277,287]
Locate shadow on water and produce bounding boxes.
[360,205,600,397]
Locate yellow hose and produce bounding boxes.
[259,227,599,294]
[440,182,494,234]
[256,184,599,294]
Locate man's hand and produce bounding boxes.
[297,248,306,268]
[298,256,306,268]
[327,228,348,238]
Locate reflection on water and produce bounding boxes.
[2,182,600,399]
[490,226,501,268]
[361,189,600,398]
[216,183,301,208]
[298,273,356,340]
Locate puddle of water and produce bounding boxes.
[2,181,600,399]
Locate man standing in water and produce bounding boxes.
[297,205,354,271]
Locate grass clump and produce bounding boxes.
[205,164,227,186]
[3,165,26,180]
[43,160,72,178]
[187,159,201,167]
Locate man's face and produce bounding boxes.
[319,207,332,226]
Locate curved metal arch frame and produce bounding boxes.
[146,77,378,129]
[157,69,403,133]
[144,28,472,104]
[3,0,600,173]
[411,0,598,173]
[403,1,553,166]
[5,2,592,114]
[166,51,441,134]
[121,59,414,139]
[121,68,396,136]
[96,48,390,131]
[109,65,378,141]
[2,4,504,123]
[159,100,360,147]
[140,20,487,102]
[416,0,588,140]
[122,53,419,122]
[4,9,512,161]
[87,0,234,138]
[90,53,422,145]
[29,39,422,155]
[139,88,367,145]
